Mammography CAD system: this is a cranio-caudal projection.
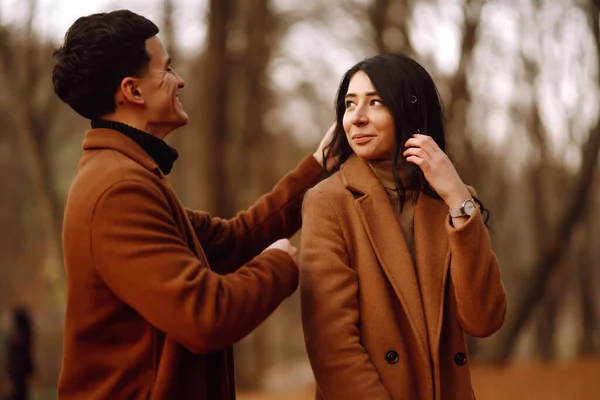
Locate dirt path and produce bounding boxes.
[238,357,600,400]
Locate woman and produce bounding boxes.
[300,54,507,400]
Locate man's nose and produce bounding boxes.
[174,70,185,88]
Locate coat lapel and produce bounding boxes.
[413,193,450,356]
[341,155,429,359]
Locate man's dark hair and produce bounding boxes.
[52,10,159,120]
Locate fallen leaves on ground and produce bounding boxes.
[238,356,600,400]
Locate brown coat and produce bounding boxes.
[59,128,323,400]
[300,154,507,400]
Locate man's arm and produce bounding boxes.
[91,179,299,353]
[186,123,336,274]
[186,154,323,274]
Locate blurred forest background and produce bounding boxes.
[0,0,599,398]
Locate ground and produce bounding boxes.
[238,356,600,400]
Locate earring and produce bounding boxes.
[411,95,418,104]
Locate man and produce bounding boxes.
[52,9,331,400]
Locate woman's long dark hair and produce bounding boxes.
[323,53,489,221]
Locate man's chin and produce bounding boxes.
[174,113,189,128]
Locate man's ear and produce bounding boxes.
[119,77,144,105]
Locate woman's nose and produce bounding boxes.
[352,109,368,126]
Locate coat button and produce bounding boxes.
[454,352,467,366]
[385,350,399,364]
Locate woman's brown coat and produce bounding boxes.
[300,154,507,400]
[58,128,324,400]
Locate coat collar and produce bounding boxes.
[340,154,450,357]
[90,120,178,175]
[340,154,382,194]
[82,128,164,177]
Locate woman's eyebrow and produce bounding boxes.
[345,91,379,99]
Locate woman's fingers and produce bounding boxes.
[404,134,441,157]
[402,146,427,159]
[405,155,428,169]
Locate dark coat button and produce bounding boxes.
[385,350,399,364]
[454,352,467,366]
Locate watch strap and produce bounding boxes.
[449,206,466,218]
[449,198,475,218]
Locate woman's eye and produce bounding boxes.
[345,101,355,109]
[371,99,384,106]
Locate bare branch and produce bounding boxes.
[492,1,600,363]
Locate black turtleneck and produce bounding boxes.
[91,119,179,175]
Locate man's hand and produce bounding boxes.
[264,239,298,266]
[313,122,338,171]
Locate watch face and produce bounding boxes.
[464,199,476,215]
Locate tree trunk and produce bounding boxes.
[445,0,484,187]
[0,2,65,307]
[202,0,234,216]
[493,119,600,363]
[370,0,391,53]
[161,0,188,197]
[233,0,275,390]
[492,1,600,363]
[577,217,599,355]
[370,0,416,57]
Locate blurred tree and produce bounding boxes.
[493,0,600,363]
[577,213,599,355]
[200,0,234,217]
[444,0,487,189]
[160,0,187,196]
[230,0,280,390]
[0,0,65,307]
[370,0,416,58]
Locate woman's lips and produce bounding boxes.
[352,134,375,144]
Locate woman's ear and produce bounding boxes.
[119,77,144,105]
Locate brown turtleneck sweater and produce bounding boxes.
[368,160,417,264]
[368,160,434,358]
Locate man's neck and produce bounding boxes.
[101,112,171,140]
[90,119,179,175]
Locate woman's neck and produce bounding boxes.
[367,158,414,191]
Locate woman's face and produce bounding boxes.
[342,71,396,161]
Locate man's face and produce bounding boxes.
[136,36,188,136]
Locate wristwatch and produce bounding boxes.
[449,198,477,218]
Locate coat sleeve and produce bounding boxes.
[300,187,392,400]
[446,187,507,337]
[90,179,299,354]
[185,155,323,274]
